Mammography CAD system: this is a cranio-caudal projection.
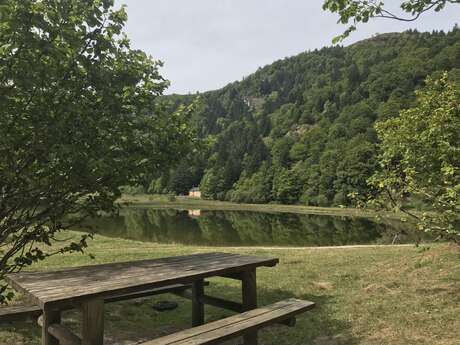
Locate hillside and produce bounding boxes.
[150,28,460,206]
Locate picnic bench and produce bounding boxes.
[3,252,315,345]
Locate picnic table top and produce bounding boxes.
[6,252,278,309]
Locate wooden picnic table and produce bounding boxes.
[6,252,279,345]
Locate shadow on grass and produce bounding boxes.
[219,282,359,345]
[0,319,41,345]
[0,281,359,345]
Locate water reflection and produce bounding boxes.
[79,208,422,247]
[188,210,201,217]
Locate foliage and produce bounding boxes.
[368,73,460,243]
[157,28,460,207]
[322,0,460,42]
[0,0,195,301]
[228,163,273,204]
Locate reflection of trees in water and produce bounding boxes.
[196,212,240,245]
[371,217,423,244]
[224,212,273,245]
[97,209,203,244]
[328,217,381,245]
[124,210,148,240]
[84,214,126,238]
[145,209,168,241]
[221,212,386,246]
[85,208,417,246]
[143,209,203,244]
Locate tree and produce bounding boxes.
[368,73,460,243]
[272,167,303,204]
[0,0,195,301]
[323,0,460,42]
[200,167,227,200]
[229,163,273,203]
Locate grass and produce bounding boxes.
[118,194,404,220]
[0,232,458,345]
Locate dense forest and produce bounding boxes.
[148,28,460,206]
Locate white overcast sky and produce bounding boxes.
[114,0,459,94]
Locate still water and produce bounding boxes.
[80,207,423,247]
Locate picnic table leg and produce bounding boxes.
[42,308,61,345]
[192,279,205,327]
[242,269,258,345]
[81,298,104,345]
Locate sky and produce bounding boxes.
[114,0,459,94]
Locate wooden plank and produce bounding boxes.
[192,280,205,327]
[37,254,260,296]
[9,253,235,289]
[48,323,81,345]
[42,308,60,345]
[174,290,244,314]
[7,253,231,298]
[218,272,243,280]
[81,298,104,345]
[0,283,209,323]
[241,269,257,345]
[38,316,81,345]
[62,259,273,308]
[140,299,315,345]
[6,253,278,309]
[200,295,243,313]
[0,304,41,322]
[241,270,257,312]
[173,290,293,323]
[105,282,209,303]
[176,291,293,326]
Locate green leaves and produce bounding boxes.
[370,73,460,243]
[323,1,460,43]
[0,0,195,302]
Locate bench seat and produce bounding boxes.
[0,282,208,323]
[0,304,42,322]
[141,298,315,345]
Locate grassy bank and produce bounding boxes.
[1,233,458,345]
[118,194,401,220]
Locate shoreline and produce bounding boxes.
[118,194,403,220]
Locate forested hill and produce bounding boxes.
[151,28,460,206]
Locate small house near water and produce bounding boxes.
[189,187,201,198]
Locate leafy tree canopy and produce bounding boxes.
[0,0,195,301]
[322,0,460,42]
[368,73,460,243]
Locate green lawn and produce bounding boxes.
[0,232,459,345]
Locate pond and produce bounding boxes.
[78,207,425,247]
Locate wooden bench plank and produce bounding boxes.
[141,299,315,345]
[38,315,81,345]
[0,304,41,322]
[0,282,209,323]
[105,282,209,303]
